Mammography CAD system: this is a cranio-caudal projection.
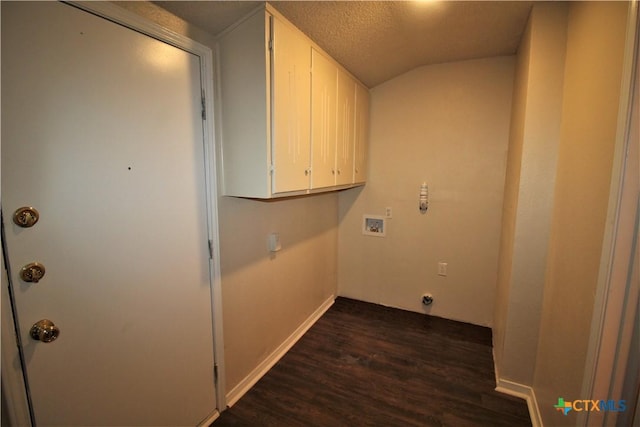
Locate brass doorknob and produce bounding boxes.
[20,262,46,283]
[30,319,60,343]
[13,207,40,228]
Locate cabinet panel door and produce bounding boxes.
[354,83,370,184]
[336,69,356,185]
[271,16,311,193]
[311,49,337,189]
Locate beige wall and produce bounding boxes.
[116,1,339,396]
[116,3,633,420]
[218,195,337,390]
[338,57,514,327]
[493,3,568,386]
[533,1,629,423]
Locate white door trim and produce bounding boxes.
[0,2,226,423]
[1,252,33,426]
[581,1,639,425]
[0,4,35,424]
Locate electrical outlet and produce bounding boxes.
[438,262,447,277]
[385,207,392,218]
[422,293,434,306]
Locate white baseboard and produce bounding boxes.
[225,295,335,407]
[197,410,219,427]
[495,377,543,427]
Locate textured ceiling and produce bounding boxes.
[154,1,262,36]
[154,1,533,88]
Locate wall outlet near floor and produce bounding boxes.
[422,293,434,306]
[438,262,448,277]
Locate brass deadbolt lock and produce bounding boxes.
[20,262,46,283]
[13,207,40,228]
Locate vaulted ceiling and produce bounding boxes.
[153,1,533,87]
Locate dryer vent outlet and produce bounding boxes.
[422,293,434,306]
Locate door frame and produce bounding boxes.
[0,2,226,425]
[580,1,639,426]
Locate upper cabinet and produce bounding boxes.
[271,14,311,194]
[354,83,370,184]
[310,48,337,190]
[336,67,356,186]
[217,4,369,198]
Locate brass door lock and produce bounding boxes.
[30,319,60,343]
[20,262,46,283]
[13,207,40,228]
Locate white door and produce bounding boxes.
[2,2,217,426]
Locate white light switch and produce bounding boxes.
[268,233,281,252]
[438,262,447,277]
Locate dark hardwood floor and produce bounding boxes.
[212,297,531,427]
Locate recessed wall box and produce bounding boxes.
[363,215,386,237]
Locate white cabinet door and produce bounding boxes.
[311,48,337,189]
[271,15,311,194]
[2,2,217,425]
[217,10,271,198]
[337,69,356,185]
[217,5,368,198]
[354,83,370,184]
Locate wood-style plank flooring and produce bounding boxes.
[212,297,531,426]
